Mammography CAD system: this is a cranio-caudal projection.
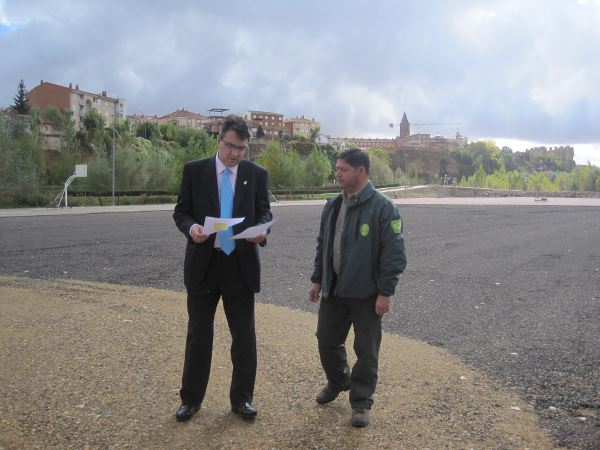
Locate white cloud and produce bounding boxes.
[0,1,9,26]
[332,84,398,137]
[570,143,600,166]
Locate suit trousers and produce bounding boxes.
[316,295,382,410]
[180,249,256,407]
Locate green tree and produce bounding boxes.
[256,125,265,139]
[46,152,79,186]
[170,130,218,189]
[256,141,304,188]
[369,153,394,185]
[144,147,175,191]
[82,109,105,132]
[554,172,572,191]
[115,118,133,138]
[256,141,286,187]
[304,146,330,188]
[508,170,525,190]
[285,148,305,188]
[500,146,517,171]
[12,79,31,115]
[40,106,68,131]
[160,122,177,141]
[450,147,474,177]
[572,163,596,191]
[136,121,160,140]
[319,144,338,182]
[470,165,487,187]
[393,167,406,184]
[114,144,145,190]
[0,110,43,193]
[367,147,391,166]
[308,126,321,143]
[528,172,555,192]
[82,155,112,192]
[487,164,509,189]
[470,141,501,174]
[408,163,419,184]
[80,110,107,154]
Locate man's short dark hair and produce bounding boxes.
[219,115,252,140]
[338,148,370,174]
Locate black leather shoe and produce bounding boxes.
[231,401,257,419]
[316,383,350,405]
[175,404,200,422]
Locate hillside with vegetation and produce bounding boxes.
[1,104,599,207]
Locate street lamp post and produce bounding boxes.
[112,101,117,206]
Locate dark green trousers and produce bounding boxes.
[316,295,382,409]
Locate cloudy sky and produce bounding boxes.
[1,0,599,165]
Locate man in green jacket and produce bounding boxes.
[309,148,407,427]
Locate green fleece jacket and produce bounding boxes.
[311,181,407,299]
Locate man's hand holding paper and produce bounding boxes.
[231,219,277,240]
[199,217,275,245]
[203,216,245,235]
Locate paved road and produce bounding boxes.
[1,204,599,448]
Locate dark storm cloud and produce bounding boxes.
[1,0,599,160]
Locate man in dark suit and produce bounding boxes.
[173,115,272,421]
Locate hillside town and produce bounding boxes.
[26,80,468,154]
[24,80,580,181]
[3,77,596,211]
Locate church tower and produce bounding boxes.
[400,112,410,138]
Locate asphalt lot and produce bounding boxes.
[1,203,599,448]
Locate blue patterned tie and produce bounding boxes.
[219,168,235,255]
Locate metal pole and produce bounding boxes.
[112,102,116,206]
[405,152,407,192]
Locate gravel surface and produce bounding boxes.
[1,276,555,449]
[1,202,599,448]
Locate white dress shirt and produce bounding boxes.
[189,156,239,248]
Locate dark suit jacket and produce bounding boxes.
[173,157,272,294]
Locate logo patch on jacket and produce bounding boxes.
[391,218,402,234]
[360,223,370,236]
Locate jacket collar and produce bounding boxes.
[353,181,376,206]
[332,181,375,208]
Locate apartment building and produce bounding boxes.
[243,110,284,137]
[27,80,126,127]
[160,108,208,128]
[329,137,395,150]
[284,115,320,138]
[128,113,162,128]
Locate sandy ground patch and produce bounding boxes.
[0,276,558,449]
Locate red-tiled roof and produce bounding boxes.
[160,108,207,120]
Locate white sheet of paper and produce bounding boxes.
[231,219,277,240]
[203,216,245,235]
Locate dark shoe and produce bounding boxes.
[231,401,257,419]
[175,404,200,422]
[351,408,370,427]
[316,383,350,405]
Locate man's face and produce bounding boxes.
[217,130,248,167]
[335,159,363,192]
